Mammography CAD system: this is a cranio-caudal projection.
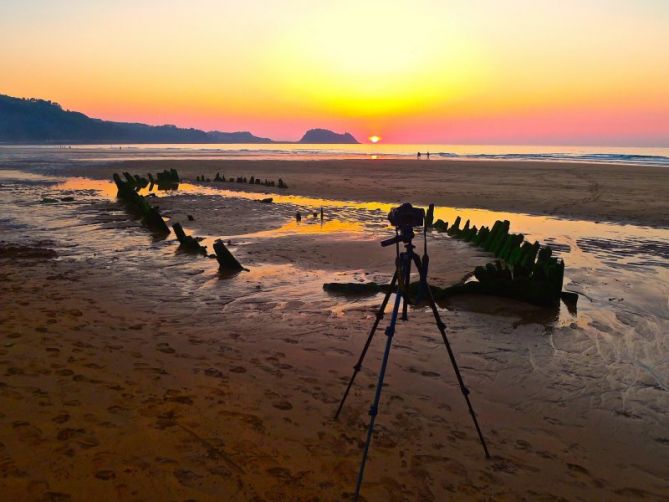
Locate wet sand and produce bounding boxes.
[1,163,668,501]
[60,159,669,227]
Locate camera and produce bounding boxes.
[388,203,425,228]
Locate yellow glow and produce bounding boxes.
[369,136,381,144]
[1,0,668,144]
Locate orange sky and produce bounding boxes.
[1,0,668,145]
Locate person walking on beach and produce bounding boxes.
[427,151,430,160]
[417,152,422,160]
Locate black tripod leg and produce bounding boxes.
[334,271,398,420]
[401,251,411,320]
[401,296,408,321]
[354,279,404,501]
[411,255,491,459]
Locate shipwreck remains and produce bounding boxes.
[153,169,180,190]
[172,223,207,255]
[196,173,288,189]
[326,212,577,308]
[112,173,170,235]
[111,170,247,275]
[431,215,574,306]
[437,215,575,306]
[213,239,245,272]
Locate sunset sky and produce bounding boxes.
[1,0,668,145]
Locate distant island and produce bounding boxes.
[298,128,359,144]
[0,93,359,145]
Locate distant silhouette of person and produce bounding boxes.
[427,151,430,160]
[417,152,422,160]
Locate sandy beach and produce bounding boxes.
[57,159,669,227]
[1,155,668,501]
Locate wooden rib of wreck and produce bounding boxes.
[429,212,575,307]
[172,223,207,255]
[112,173,170,235]
[213,239,245,272]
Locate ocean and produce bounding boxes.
[1,143,668,166]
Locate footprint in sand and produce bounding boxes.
[13,421,44,446]
[173,468,204,488]
[266,466,296,481]
[164,389,194,405]
[566,462,605,488]
[40,492,71,501]
[95,470,116,480]
[203,368,225,378]
[230,366,246,373]
[154,411,177,430]
[107,405,128,415]
[566,462,589,475]
[615,487,656,498]
[57,428,100,449]
[156,342,175,354]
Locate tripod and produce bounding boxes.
[335,224,490,501]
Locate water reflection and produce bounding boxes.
[55,177,182,198]
[56,177,120,198]
[51,175,669,281]
[241,219,363,238]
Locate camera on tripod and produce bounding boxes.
[338,201,490,501]
[388,202,424,228]
[381,203,426,248]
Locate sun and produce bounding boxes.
[369,135,381,143]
